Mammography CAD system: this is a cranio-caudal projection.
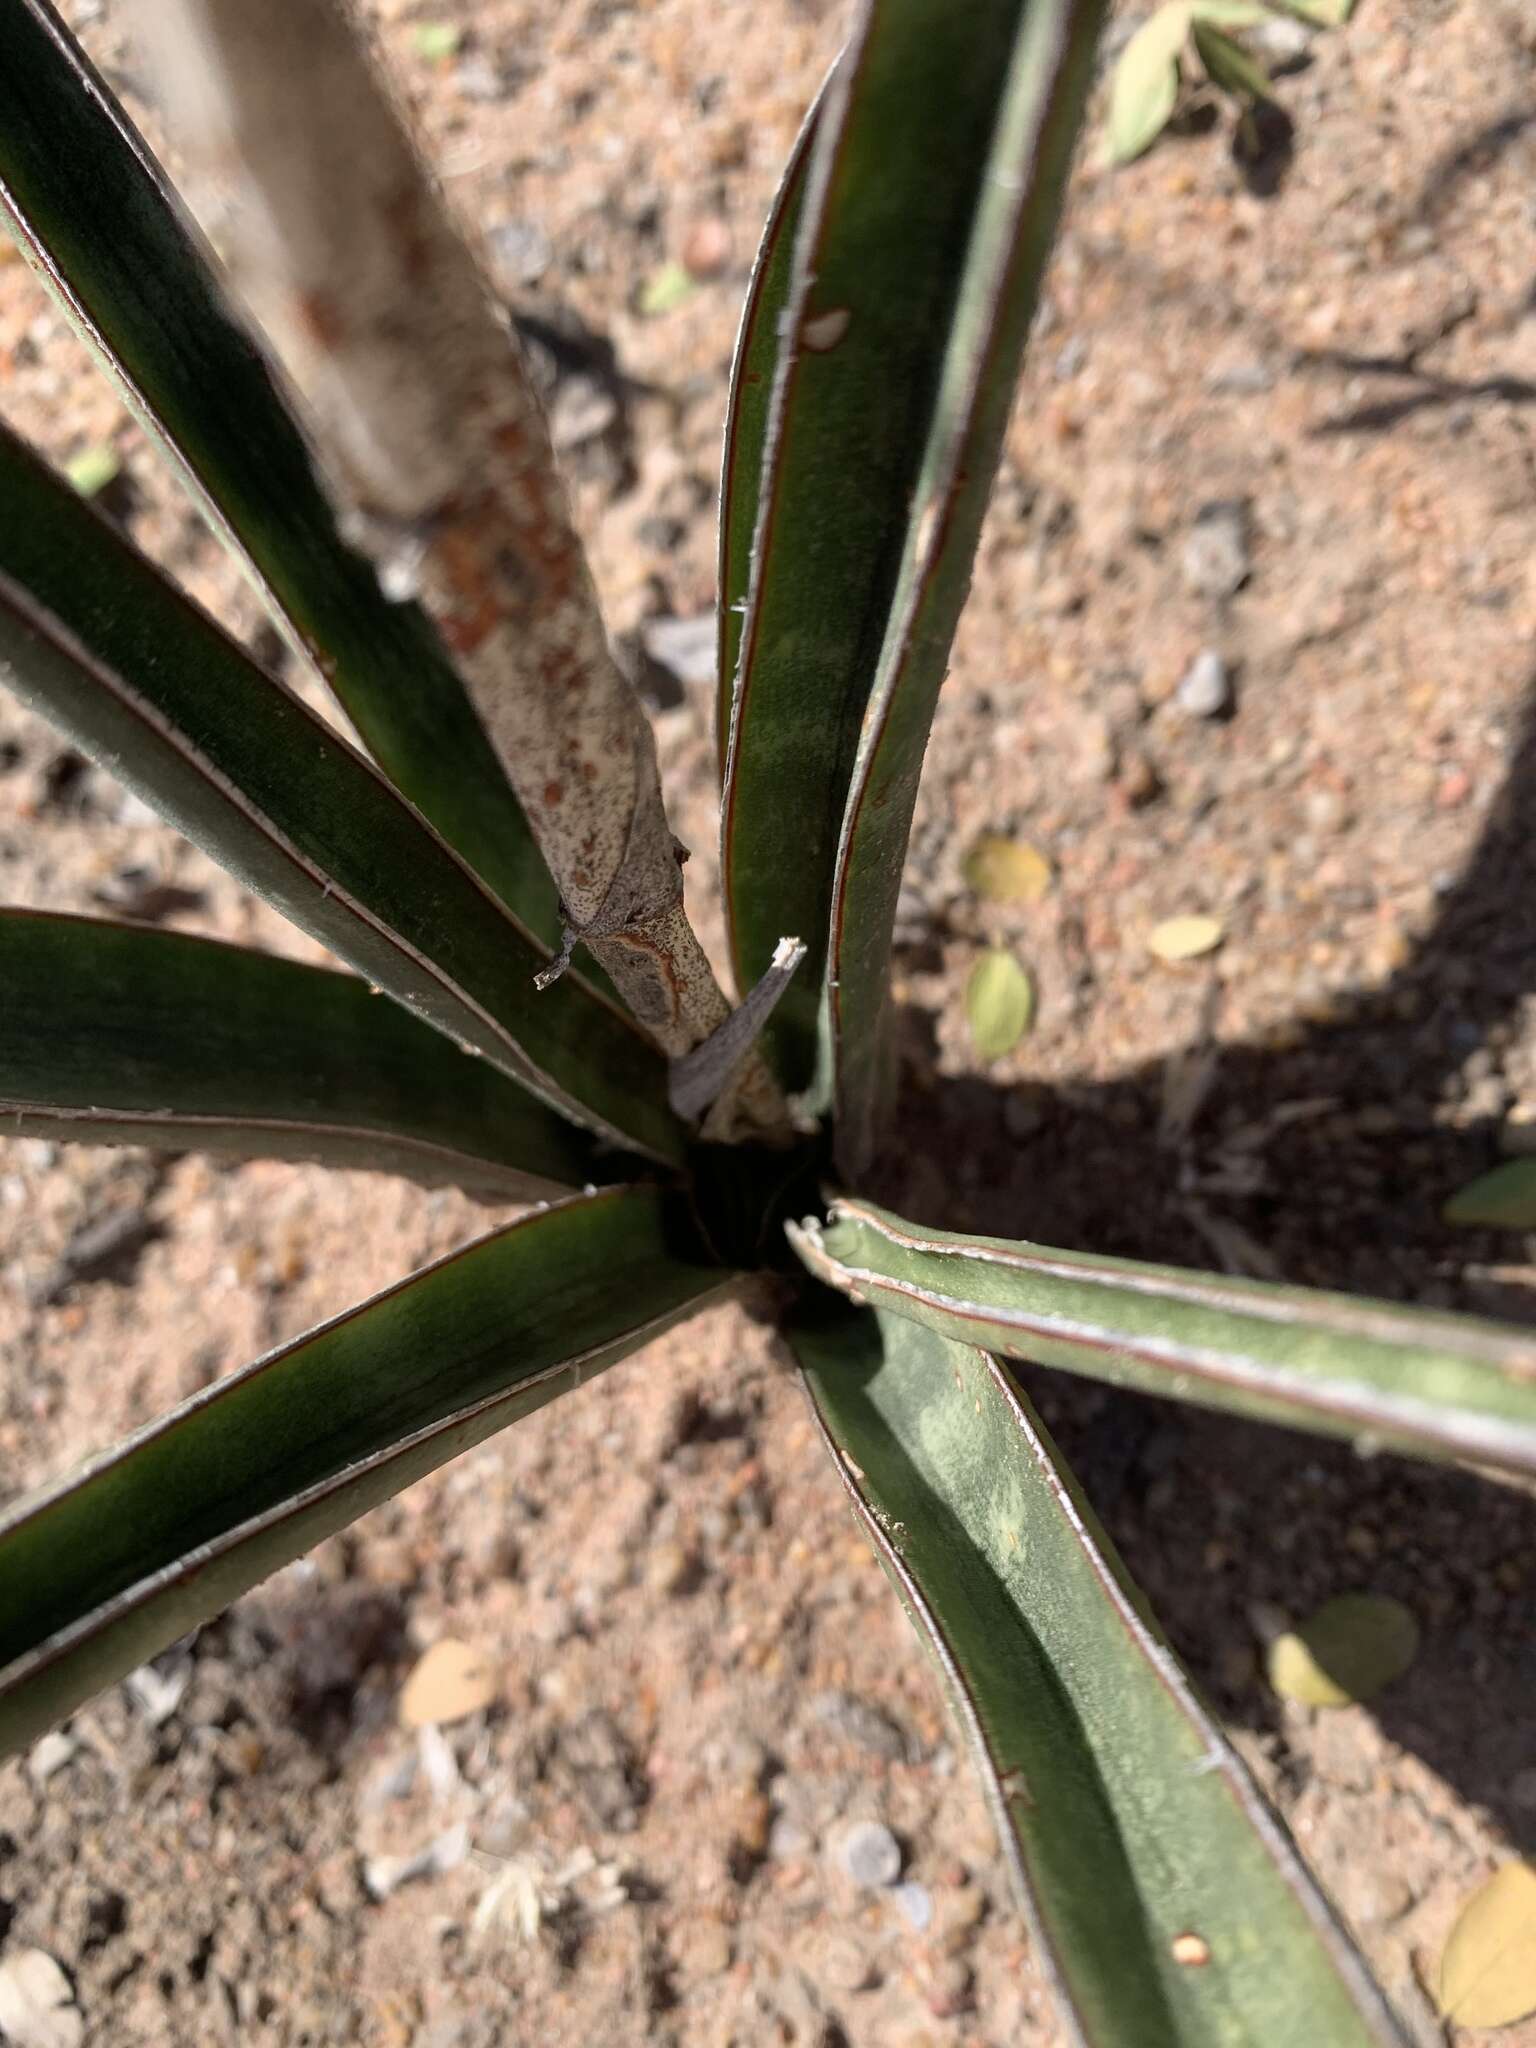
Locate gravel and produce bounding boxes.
[831,1818,903,1888]
[1181,500,1252,600]
[639,612,717,691]
[892,1881,934,1932]
[1177,648,1233,720]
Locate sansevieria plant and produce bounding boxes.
[1,3,1530,2040]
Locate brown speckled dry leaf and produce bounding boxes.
[1437,1862,1536,2029]
[130,0,767,1098]
[399,1639,498,1730]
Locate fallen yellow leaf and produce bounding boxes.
[963,834,1052,904]
[1438,1862,1536,2028]
[1148,914,1224,963]
[399,1638,497,1729]
[1266,1594,1417,1708]
[966,949,1035,1061]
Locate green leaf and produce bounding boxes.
[789,1301,1404,2047]
[823,0,1103,1167]
[1191,21,1275,100]
[0,0,567,951]
[0,1187,727,1758]
[0,422,683,1164]
[0,909,612,1196]
[1107,4,1190,164]
[1266,1595,1419,1709]
[722,0,1104,1092]
[788,1197,1536,1476]
[1444,1157,1536,1229]
[716,90,822,781]
[966,948,1035,1059]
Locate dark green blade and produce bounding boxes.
[790,1301,1406,2048]
[0,0,566,947]
[826,0,1105,1167]
[0,1187,728,1756]
[719,0,1101,1091]
[715,86,822,782]
[0,422,683,1163]
[0,908,617,1195]
[790,1198,1536,1476]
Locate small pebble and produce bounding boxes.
[1206,358,1276,396]
[832,1818,903,1888]
[811,1688,909,1762]
[1181,501,1251,600]
[682,215,732,279]
[455,55,512,101]
[673,1919,733,1976]
[489,218,553,288]
[893,1881,934,1932]
[1351,1869,1414,1926]
[1177,649,1232,720]
[920,1954,975,2018]
[768,1813,813,1861]
[26,1730,76,1786]
[124,1655,191,1728]
[1116,745,1163,808]
[639,612,717,691]
[646,1538,703,1597]
[1250,12,1312,63]
[0,1948,83,2048]
[818,1933,878,1993]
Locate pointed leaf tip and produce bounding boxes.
[1191,19,1275,101]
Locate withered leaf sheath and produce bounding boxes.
[134,0,784,1129]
